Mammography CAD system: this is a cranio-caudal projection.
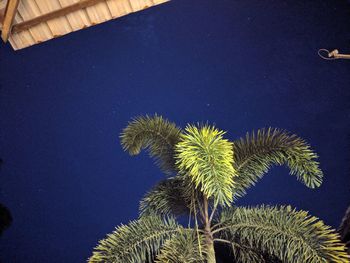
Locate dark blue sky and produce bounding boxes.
[0,0,350,262]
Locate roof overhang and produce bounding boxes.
[0,0,169,50]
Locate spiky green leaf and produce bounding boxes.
[88,215,182,263]
[156,229,206,263]
[232,128,323,199]
[215,238,267,263]
[120,115,182,174]
[338,206,350,254]
[213,206,349,263]
[139,176,191,217]
[175,124,236,206]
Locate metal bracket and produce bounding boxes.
[318,49,350,60]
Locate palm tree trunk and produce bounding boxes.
[205,237,216,263]
[203,196,216,263]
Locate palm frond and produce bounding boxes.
[120,115,182,174]
[139,176,191,217]
[232,128,323,199]
[338,205,350,253]
[214,238,266,263]
[175,124,236,206]
[88,215,182,263]
[213,206,349,263]
[156,229,206,263]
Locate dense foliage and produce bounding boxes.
[89,115,349,263]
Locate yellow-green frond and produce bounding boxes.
[175,124,236,206]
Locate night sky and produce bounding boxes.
[0,0,350,262]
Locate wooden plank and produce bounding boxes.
[6,0,169,50]
[12,0,107,33]
[128,0,153,11]
[14,12,36,48]
[8,11,36,49]
[0,7,5,25]
[58,0,91,31]
[17,0,53,43]
[1,0,20,42]
[106,0,133,18]
[34,0,72,37]
[85,1,112,24]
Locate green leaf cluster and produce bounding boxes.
[215,205,349,262]
[155,229,206,263]
[139,176,190,217]
[89,115,349,263]
[89,215,182,263]
[120,114,181,174]
[175,124,236,206]
[232,128,323,199]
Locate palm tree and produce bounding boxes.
[89,115,349,263]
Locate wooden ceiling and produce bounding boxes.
[0,0,168,50]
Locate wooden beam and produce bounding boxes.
[12,0,107,34]
[1,0,20,42]
[0,8,5,25]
